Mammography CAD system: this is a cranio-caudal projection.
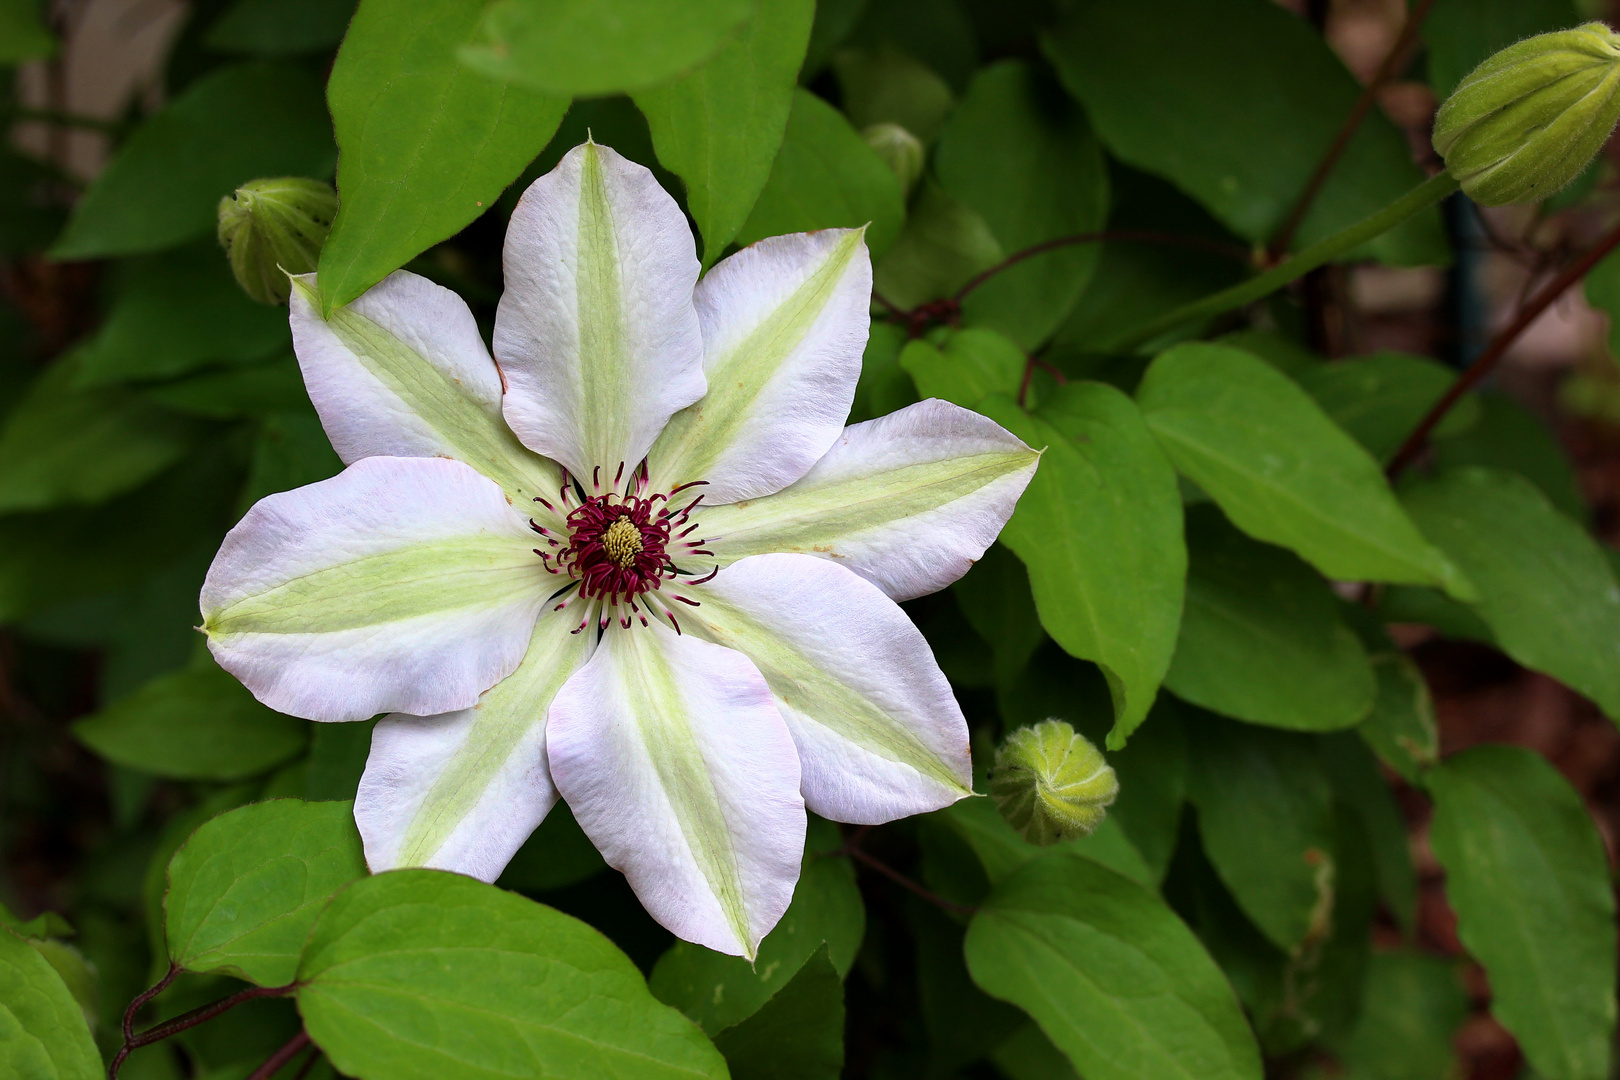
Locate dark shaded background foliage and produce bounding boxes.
[6,0,1620,1078]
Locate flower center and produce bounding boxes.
[529,466,716,634]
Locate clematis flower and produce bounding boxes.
[200,143,1038,958]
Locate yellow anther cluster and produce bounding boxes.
[602,516,644,568]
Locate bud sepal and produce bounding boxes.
[217,177,338,304]
[989,719,1119,846]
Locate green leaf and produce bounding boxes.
[1340,604,1438,785]
[900,327,1025,409]
[711,945,843,1080]
[1426,745,1616,1080]
[165,799,365,986]
[1320,730,1417,937]
[140,354,310,420]
[871,179,1001,311]
[0,927,100,1080]
[1104,699,1189,884]
[965,852,1263,1080]
[496,799,606,894]
[243,410,343,504]
[0,0,55,64]
[1329,949,1468,1080]
[73,663,308,781]
[1186,718,1336,953]
[734,88,905,257]
[1052,167,1247,356]
[50,63,335,260]
[1425,0,1580,97]
[317,0,569,315]
[298,869,728,1080]
[1292,351,1481,465]
[0,906,73,942]
[75,243,289,387]
[650,821,864,1035]
[1137,342,1471,597]
[460,0,755,96]
[938,795,1154,891]
[913,897,1026,1074]
[634,0,814,265]
[1166,506,1375,731]
[934,59,1109,348]
[953,541,1047,688]
[992,1023,1082,1080]
[204,0,358,55]
[831,42,954,141]
[304,718,376,801]
[0,353,201,515]
[1041,0,1445,265]
[0,149,65,257]
[1430,393,1587,523]
[1399,467,1620,721]
[979,386,1185,745]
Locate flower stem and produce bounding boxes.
[1114,170,1461,352]
[1385,216,1620,477]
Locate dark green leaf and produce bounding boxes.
[76,243,289,386]
[298,869,728,1080]
[992,1023,1081,1080]
[165,799,365,986]
[1320,731,1417,936]
[914,897,1026,1073]
[831,42,954,141]
[73,663,308,781]
[850,319,915,424]
[846,0,978,92]
[0,148,66,255]
[1425,0,1580,97]
[204,0,357,55]
[900,327,1025,408]
[935,59,1109,348]
[711,945,843,1080]
[1186,718,1336,953]
[318,0,569,314]
[1052,166,1247,355]
[1166,507,1375,731]
[0,353,201,515]
[1341,604,1438,785]
[51,63,335,260]
[460,0,755,96]
[1375,583,1495,645]
[0,927,100,1080]
[953,542,1046,687]
[1138,343,1470,596]
[0,0,55,64]
[871,180,1000,310]
[141,354,309,419]
[1292,351,1480,465]
[1041,0,1445,264]
[734,88,905,257]
[1430,393,1587,523]
[1106,698,1189,883]
[496,800,606,894]
[243,410,342,504]
[937,795,1154,890]
[635,0,814,264]
[1329,950,1468,1080]
[1400,467,1620,720]
[1426,745,1616,1080]
[965,852,1263,1080]
[980,387,1184,744]
[650,821,863,1034]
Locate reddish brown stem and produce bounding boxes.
[109,964,180,1079]
[109,978,300,1079]
[1386,218,1620,477]
[954,230,1250,303]
[247,1030,312,1080]
[847,847,978,915]
[1270,0,1438,257]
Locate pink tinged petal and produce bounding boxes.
[700,398,1039,600]
[201,456,551,722]
[496,142,706,480]
[287,270,560,511]
[649,228,873,503]
[356,608,595,883]
[685,553,972,823]
[546,620,805,959]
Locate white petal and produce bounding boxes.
[201,456,551,722]
[699,399,1039,600]
[289,271,560,509]
[649,229,872,503]
[355,608,595,883]
[496,142,706,480]
[685,553,972,823]
[546,621,805,959]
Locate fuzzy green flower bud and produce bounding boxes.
[862,122,926,198]
[1433,23,1620,206]
[217,177,337,304]
[989,720,1118,846]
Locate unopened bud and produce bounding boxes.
[1433,23,1620,206]
[989,720,1118,846]
[217,177,337,304]
[863,123,925,198]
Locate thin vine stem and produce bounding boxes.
[109,975,301,1079]
[246,1030,312,1080]
[1113,170,1462,351]
[1269,0,1439,257]
[847,847,979,915]
[953,230,1250,303]
[1385,217,1620,477]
